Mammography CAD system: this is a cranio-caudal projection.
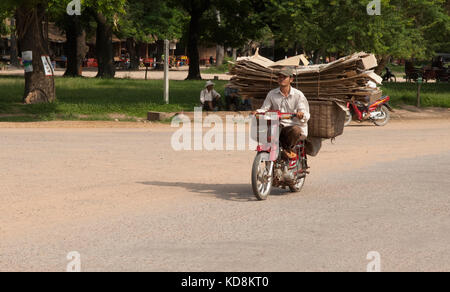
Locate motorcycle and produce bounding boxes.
[344,95,393,127]
[251,111,308,201]
[382,67,397,83]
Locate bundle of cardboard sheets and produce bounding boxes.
[228,51,383,105]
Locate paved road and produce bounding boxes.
[0,120,449,271]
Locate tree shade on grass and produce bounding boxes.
[0,76,228,121]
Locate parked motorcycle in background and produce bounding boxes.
[344,95,393,127]
[382,67,397,83]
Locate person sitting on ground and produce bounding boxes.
[252,67,310,160]
[200,80,221,111]
[224,84,241,111]
[241,97,252,111]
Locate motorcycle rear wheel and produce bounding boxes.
[251,153,273,201]
[289,176,306,193]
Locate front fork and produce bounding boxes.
[267,161,274,178]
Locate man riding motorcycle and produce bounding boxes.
[252,67,310,159]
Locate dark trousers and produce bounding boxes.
[203,98,222,111]
[280,126,305,153]
[225,95,240,111]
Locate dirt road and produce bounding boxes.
[0,67,232,81]
[0,67,425,83]
[0,119,449,271]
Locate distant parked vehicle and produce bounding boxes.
[405,54,449,83]
[405,61,422,83]
[382,67,397,83]
[432,54,450,82]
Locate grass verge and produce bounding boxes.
[381,83,450,108]
[0,76,228,122]
[0,75,448,122]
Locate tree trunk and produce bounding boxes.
[155,40,164,70]
[232,48,237,61]
[186,12,202,80]
[16,4,56,104]
[64,15,88,77]
[245,41,253,57]
[375,55,391,75]
[126,37,140,70]
[9,18,20,67]
[314,49,323,64]
[216,45,224,66]
[95,13,115,78]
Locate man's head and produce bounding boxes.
[277,67,294,87]
[205,80,215,91]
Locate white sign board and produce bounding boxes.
[22,51,33,73]
[41,56,54,76]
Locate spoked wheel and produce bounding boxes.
[384,76,397,83]
[373,105,390,127]
[251,153,273,201]
[289,176,306,193]
[344,110,352,127]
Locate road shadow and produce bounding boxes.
[346,123,375,127]
[137,181,288,202]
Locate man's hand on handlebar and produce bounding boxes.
[251,111,304,120]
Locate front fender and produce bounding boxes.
[384,103,394,112]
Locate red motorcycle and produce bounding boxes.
[252,111,308,200]
[344,96,393,127]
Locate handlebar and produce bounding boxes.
[254,111,296,120]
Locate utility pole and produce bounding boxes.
[416,76,423,107]
[164,39,169,104]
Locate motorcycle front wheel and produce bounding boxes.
[251,153,273,201]
[373,105,390,127]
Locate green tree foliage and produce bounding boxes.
[198,0,267,49]
[119,0,188,43]
[2,0,448,78]
[171,0,267,79]
[86,0,126,78]
[261,0,449,65]
[117,0,188,70]
[0,11,12,36]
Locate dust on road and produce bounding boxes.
[0,119,449,271]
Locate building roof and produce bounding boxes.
[2,20,160,45]
[48,23,66,43]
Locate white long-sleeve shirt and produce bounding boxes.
[259,86,310,137]
[200,89,221,104]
